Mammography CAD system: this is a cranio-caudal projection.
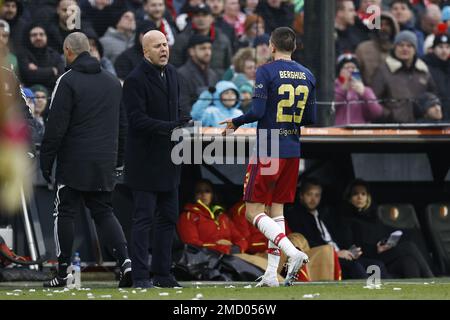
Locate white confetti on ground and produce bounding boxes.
[46,294,53,296]
[244,285,252,289]
[100,295,112,298]
[71,293,76,296]
[195,293,203,299]
[194,282,203,285]
[393,288,402,291]
[159,292,169,296]
[303,293,320,298]
[140,289,147,293]
[132,290,137,294]
[87,296,95,299]
[13,289,22,292]
[363,285,381,290]
[176,291,182,294]
[123,295,128,299]
[87,293,93,297]
[424,283,429,285]
[29,289,36,292]
[225,285,235,289]
[196,286,200,289]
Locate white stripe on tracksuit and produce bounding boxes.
[53,184,66,258]
[49,70,72,111]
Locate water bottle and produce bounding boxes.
[73,252,81,289]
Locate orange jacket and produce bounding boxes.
[177,200,249,255]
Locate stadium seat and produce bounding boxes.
[424,203,450,275]
[376,203,434,267]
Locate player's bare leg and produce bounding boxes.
[246,202,309,286]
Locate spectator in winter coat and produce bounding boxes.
[100,10,136,64]
[334,0,368,55]
[355,12,400,86]
[142,0,178,47]
[46,0,97,54]
[191,80,256,127]
[87,34,117,76]
[177,179,249,255]
[334,53,383,125]
[222,0,246,38]
[423,32,450,120]
[170,4,233,78]
[389,0,425,56]
[17,23,65,92]
[371,30,436,123]
[114,20,157,80]
[177,34,219,113]
[339,179,434,279]
[0,0,27,53]
[255,0,295,34]
[285,178,390,280]
[80,0,128,38]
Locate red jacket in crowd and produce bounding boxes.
[177,200,248,255]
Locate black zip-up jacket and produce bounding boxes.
[40,52,126,191]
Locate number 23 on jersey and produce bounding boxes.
[276,84,309,124]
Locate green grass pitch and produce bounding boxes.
[1,279,450,300]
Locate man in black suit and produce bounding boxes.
[122,30,190,289]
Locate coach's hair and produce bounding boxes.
[270,27,296,53]
[63,32,90,55]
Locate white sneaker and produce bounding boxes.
[255,274,279,287]
[284,251,309,286]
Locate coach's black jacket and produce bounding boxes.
[122,59,185,192]
[40,52,126,192]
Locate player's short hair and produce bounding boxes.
[64,32,90,55]
[270,27,296,53]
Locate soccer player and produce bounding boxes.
[220,27,316,286]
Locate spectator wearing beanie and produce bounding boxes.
[423,31,450,120]
[355,12,400,86]
[177,34,219,113]
[100,10,136,64]
[414,92,443,123]
[334,53,383,125]
[372,30,437,123]
[114,20,157,81]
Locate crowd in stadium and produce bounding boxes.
[1,0,449,142]
[1,0,449,283]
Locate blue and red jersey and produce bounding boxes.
[232,59,317,158]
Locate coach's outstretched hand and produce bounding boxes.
[219,119,237,136]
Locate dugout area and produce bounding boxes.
[1,125,450,278]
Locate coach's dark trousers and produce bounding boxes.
[131,189,179,281]
[54,185,129,268]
